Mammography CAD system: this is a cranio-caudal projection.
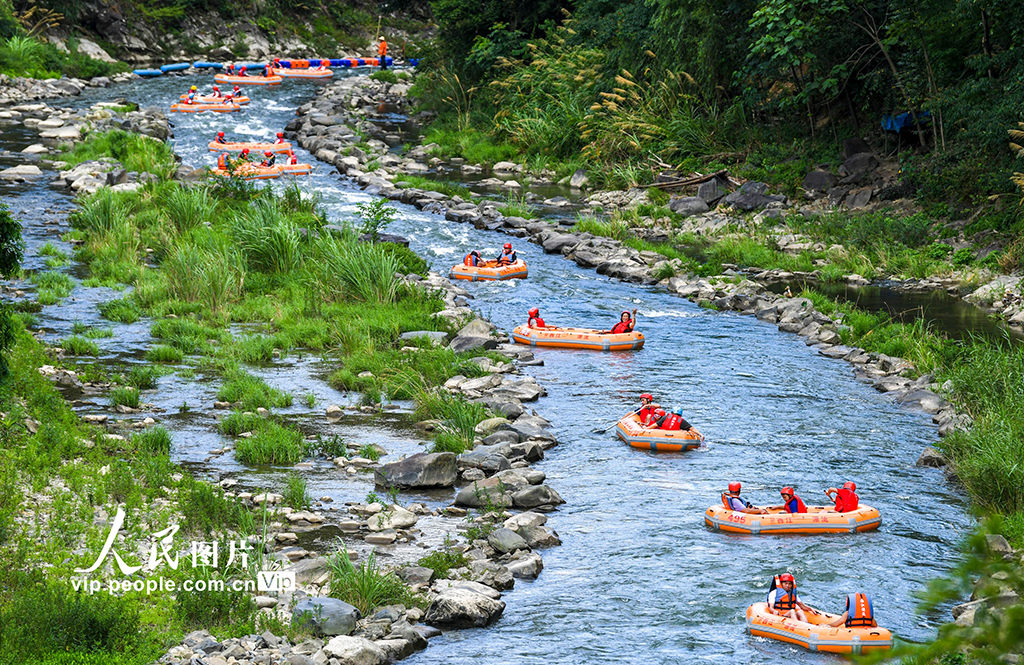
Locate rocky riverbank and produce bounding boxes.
[0,71,136,105]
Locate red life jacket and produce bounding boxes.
[275,138,286,144]
[638,406,656,423]
[836,488,859,512]
[610,320,632,334]
[785,495,808,514]
[529,316,545,328]
[845,593,876,627]
[769,576,798,611]
[662,413,683,430]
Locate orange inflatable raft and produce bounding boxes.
[272,67,333,79]
[511,325,644,351]
[212,165,285,181]
[214,74,283,86]
[746,602,892,654]
[280,163,313,176]
[170,102,241,113]
[207,141,293,154]
[449,259,528,281]
[180,94,250,105]
[614,412,703,451]
[705,502,881,535]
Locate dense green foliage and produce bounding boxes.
[0,204,23,382]
[420,0,1024,207]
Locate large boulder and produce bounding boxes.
[374,452,457,488]
[916,446,947,468]
[505,552,544,579]
[293,598,360,636]
[322,635,387,664]
[696,177,728,205]
[486,528,528,554]
[285,556,329,584]
[449,335,497,352]
[841,152,878,177]
[667,196,709,218]
[77,38,117,63]
[542,233,579,254]
[511,484,565,509]
[366,506,418,531]
[569,169,588,188]
[425,588,505,628]
[802,169,836,193]
[454,477,513,508]
[516,524,562,548]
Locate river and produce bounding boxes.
[2,70,971,663]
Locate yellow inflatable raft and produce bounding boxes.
[746,602,892,654]
[705,503,881,535]
[449,259,528,281]
[272,67,333,79]
[170,102,241,113]
[614,412,703,451]
[207,141,293,154]
[511,325,644,351]
[180,94,250,105]
[214,74,283,86]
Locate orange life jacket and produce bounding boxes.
[218,154,228,169]
[769,576,797,611]
[845,593,876,627]
[378,40,387,57]
[464,252,480,267]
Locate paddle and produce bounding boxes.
[592,407,642,434]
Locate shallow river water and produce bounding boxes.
[2,71,972,664]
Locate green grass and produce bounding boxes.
[109,386,140,409]
[31,271,74,304]
[234,421,307,466]
[325,545,418,616]
[358,443,380,462]
[369,70,399,84]
[417,538,468,579]
[217,368,292,411]
[422,125,519,165]
[219,411,265,436]
[99,297,141,323]
[283,473,310,510]
[145,344,183,363]
[59,131,176,179]
[498,192,536,219]
[125,365,159,389]
[414,387,489,455]
[393,174,468,198]
[59,336,99,356]
[133,427,172,455]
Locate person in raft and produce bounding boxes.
[260,150,276,167]
[274,132,287,144]
[605,309,637,334]
[528,307,545,328]
[286,150,298,165]
[658,407,693,431]
[378,36,388,69]
[214,131,228,144]
[463,250,482,267]
[217,153,229,170]
[825,592,877,628]
[772,486,808,514]
[638,393,659,424]
[823,481,860,513]
[211,85,223,98]
[238,148,253,164]
[766,573,814,623]
[496,242,517,266]
[238,65,248,77]
[723,482,767,514]
[232,85,242,98]
[648,408,668,427]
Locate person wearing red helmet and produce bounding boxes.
[274,132,287,145]
[528,307,545,329]
[722,482,767,514]
[824,481,859,513]
[775,486,808,514]
[238,65,248,77]
[637,393,659,425]
[238,148,252,165]
[211,85,222,98]
[607,309,637,334]
[260,150,276,167]
[766,573,812,622]
[286,150,298,165]
[496,242,517,266]
[233,85,242,96]
[648,408,669,428]
[214,131,227,144]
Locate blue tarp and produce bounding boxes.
[881,110,932,132]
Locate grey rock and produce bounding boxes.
[482,431,520,446]
[986,534,1014,558]
[454,477,513,508]
[322,635,387,665]
[425,588,505,629]
[569,169,588,188]
[845,187,872,209]
[916,446,947,468]
[487,527,528,554]
[511,484,565,509]
[293,597,360,636]
[667,196,709,218]
[286,556,329,584]
[398,331,449,346]
[842,137,872,158]
[516,524,561,548]
[842,152,879,176]
[449,335,497,353]
[697,177,728,205]
[505,552,544,579]
[374,452,457,489]
[398,566,435,586]
[542,233,580,254]
[802,169,836,193]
